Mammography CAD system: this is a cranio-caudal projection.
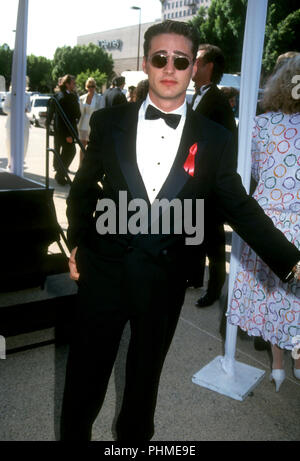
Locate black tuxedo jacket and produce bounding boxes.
[105,87,128,108]
[67,102,299,286]
[52,90,81,140]
[191,83,238,287]
[193,84,237,136]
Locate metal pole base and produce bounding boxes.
[192,355,265,401]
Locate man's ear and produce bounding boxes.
[191,60,198,80]
[206,61,214,79]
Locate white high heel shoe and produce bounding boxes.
[269,369,286,392]
[294,368,300,380]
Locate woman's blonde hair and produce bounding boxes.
[85,77,97,90]
[262,54,300,114]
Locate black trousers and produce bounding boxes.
[53,135,76,176]
[205,222,226,297]
[60,247,186,441]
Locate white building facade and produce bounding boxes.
[77,0,212,75]
[160,0,211,21]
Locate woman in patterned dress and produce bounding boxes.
[227,55,300,391]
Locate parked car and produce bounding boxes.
[186,74,239,103]
[28,95,50,127]
[218,73,241,90]
[0,91,7,115]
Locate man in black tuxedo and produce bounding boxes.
[49,74,81,185]
[101,76,127,108]
[60,21,300,441]
[192,44,237,308]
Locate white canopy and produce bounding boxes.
[193,0,269,400]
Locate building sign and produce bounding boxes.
[98,39,123,50]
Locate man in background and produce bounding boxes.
[47,74,81,186]
[192,44,237,308]
[100,76,127,108]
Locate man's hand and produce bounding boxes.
[69,247,80,280]
[66,136,73,144]
[291,263,300,281]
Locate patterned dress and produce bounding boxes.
[227,112,300,350]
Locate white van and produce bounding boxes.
[28,95,50,127]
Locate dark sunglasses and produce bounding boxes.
[149,53,192,71]
[87,86,96,88]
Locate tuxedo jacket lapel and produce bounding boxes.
[156,106,207,202]
[112,103,150,205]
[111,103,207,208]
[146,107,208,236]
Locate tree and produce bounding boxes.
[189,5,207,42]
[266,0,299,29]
[76,69,107,94]
[190,0,247,73]
[190,0,299,76]
[263,3,300,75]
[27,55,55,93]
[51,43,114,85]
[0,44,13,89]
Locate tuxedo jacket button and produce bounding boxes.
[162,249,168,255]
[127,245,134,253]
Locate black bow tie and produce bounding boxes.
[145,104,181,129]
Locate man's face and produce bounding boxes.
[142,33,197,111]
[192,49,213,88]
[66,79,76,92]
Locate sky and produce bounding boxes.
[1,0,162,59]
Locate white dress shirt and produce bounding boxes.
[192,84,211,111]
[136,95,187,203]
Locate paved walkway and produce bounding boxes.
[0,116,299,441]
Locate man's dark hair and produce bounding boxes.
[59,74,76,91]
[144,20,199,61]
[114,76,125,87]
[136,79,149,102]
[198,44,225,84]
[220,86,239,99]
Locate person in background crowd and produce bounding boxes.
[135,79,149,103]
[127,85,137,102]
[48,74,81,186]
[192,44,237,308]
[257,51,300,117]
[220,86,239,117]
[78,77,102,167]
[99,81,113,109]
[227,55,300,391]
[272,50,300,74]
[100,76,127,108]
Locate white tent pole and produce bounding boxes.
[192,0,269,401]
[221,0,268,376]
[10,0,29,177]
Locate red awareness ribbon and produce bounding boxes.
[183,142,198,177]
